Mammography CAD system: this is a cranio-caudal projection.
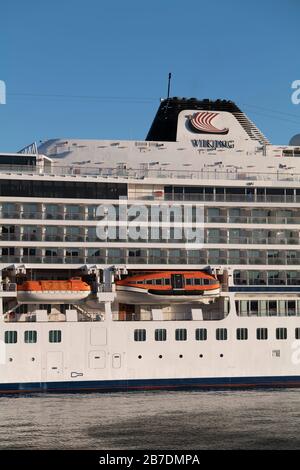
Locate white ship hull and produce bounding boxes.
[1,310,300,393]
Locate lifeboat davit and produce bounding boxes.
[116,271,220,304]
[17,277,91,303]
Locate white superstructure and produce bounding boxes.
[1,97,300,392]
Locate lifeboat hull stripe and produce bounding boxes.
[147,289,219,296]
[17,290,90,294]
[116,286,220,297]
[17,292,90,303]
[1,375,300,394]
[116,286,219,293]
[117,285,219,291]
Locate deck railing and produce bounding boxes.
[1,163,300,183]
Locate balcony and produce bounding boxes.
[44,235,64,242]
[21,234,39,241]
[0,234,18,241]
[165,193,300,204]
[206,215,300,225]
[1,212,22,219]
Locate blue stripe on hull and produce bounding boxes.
[1,375,300,394]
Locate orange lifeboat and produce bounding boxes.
[116,271,220,304]
[17,277,91,303]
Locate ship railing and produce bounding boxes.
[1,252,300,266]
[2,162,300,183]
[165,194,300,204]
[206,216,300,225]
[5,232,300,244]
[4,211,300,225]
[4,232,300,244]
[112,312,193,321]
[234,279,300,286]
[112,311,227,321]
[225,237,299,245]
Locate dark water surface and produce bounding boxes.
[0,389,299,449]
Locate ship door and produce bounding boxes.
[112,353,121,369]
[46,352,63,380]
[89,350,106,369]
[171,274,184,289]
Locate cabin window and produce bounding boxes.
[236,328,248,340]
[66,249,80,258]
[45,249,58,258]
[134,329,146,342]
[195,328,207,341]
[155,329,167,341]
[186,278,193,286]
[2,247,15,256]
[175,329,187,341]
[216,328,227,341]
[268,301,277,316]
[23,248,36,256]
[194,278,202,286]
[49,330,62,343]
[0,179,127,199]
[295,328,300,339]
[4,331,17,344]
[287,301,296,316]
[207,208,220,222]
[164,278,170,285]
[24,331,37,344]
[128,249,141,257]
[154,279,162,285]
[146,280,153,285]
[276,328,287,340]
[257,328,268,340]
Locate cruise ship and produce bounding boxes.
[1,97,300,393]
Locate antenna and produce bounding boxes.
[167,73,172,99]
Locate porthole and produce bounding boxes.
[159,355,163,359]
[199,354,203,358]
[220,354,224,358]
[138,355,142,359]
[31,357,35,362]
[8,358,13,362]
[179,354,183,358]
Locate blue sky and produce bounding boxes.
[1,0,300,151]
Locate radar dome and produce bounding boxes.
[289,134,300,146]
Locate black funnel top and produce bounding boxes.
[146,97,243,142]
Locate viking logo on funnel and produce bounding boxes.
[188,111,229,134]
[0,80,6,105]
